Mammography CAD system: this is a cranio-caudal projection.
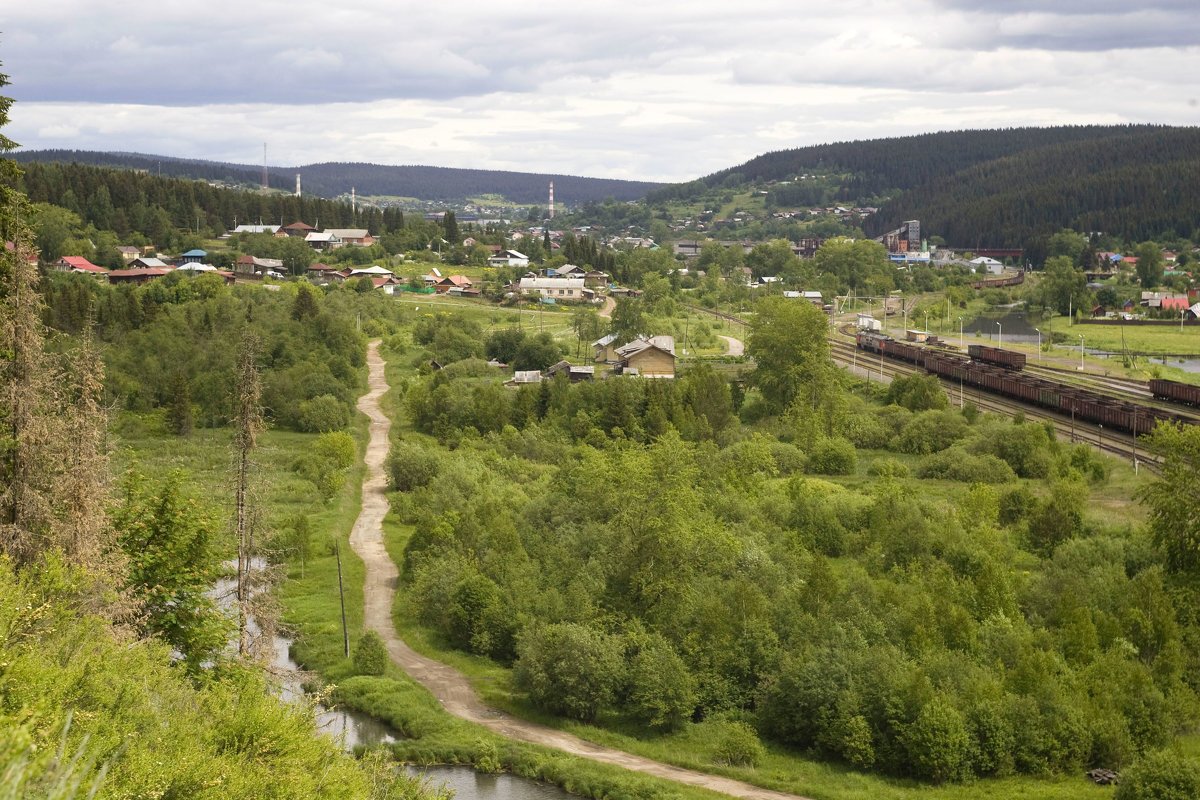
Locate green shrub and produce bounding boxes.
[625,636,695,731]
[918,447,1015,483]
[474,738,502,774]
[710,720,766,768]
[315,430,356,470]
[893,409,969,455]
[806,437,857,475]
[886,373,949,411]
[353,630,389,676]
[867,457,910,478]
[513,623,624,722]
[296,394,350,432]
[385,442,440,492]
[1115,749,1200,800]
[769,441,807,475]
[901,695,970,783]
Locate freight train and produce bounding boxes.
[1149,378,1200,407]
[856,332,1189,436]
[970,272,1026,290]
[967,344,1026,370]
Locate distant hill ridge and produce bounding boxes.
[12,149,663,205]
[649,125,1200,246]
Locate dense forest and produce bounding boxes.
[646,125,1200,247]
[14,150,663,204]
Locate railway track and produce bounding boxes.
[829,340,1157,470]
[683,303,749,328]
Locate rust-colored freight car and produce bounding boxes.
[967,344,1027,370]
[1149,378,1200,407]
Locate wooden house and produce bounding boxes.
[592,333,619,362]
[616,336,675,378]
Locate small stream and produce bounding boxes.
[214,563,575,800]
[211,562,396,749]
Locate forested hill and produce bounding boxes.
[13,150,663,204]
[648,125,1200,246]
[865,128,1200,247]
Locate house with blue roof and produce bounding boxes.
[181,249,207,264]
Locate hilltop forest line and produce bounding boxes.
[646,125,1200,248]
[14,160,406,253]
[14,150,663,205]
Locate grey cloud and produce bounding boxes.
[933,0,1196,13]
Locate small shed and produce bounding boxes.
[857,313,881,331]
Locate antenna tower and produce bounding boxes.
[548,181,554,219]
[262,143,268,192]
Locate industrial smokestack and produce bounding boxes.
[351,187,356,214]
[262,143,268,192]
[295,173,301,197]
[549,181,554,220]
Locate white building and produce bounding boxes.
[518,275,586,300]
[487,249,530,268]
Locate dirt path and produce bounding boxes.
[719,335,744,357]
[349,341,812,800]
[598,294,616,318]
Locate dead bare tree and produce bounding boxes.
[0,221,59,565]
[232,331,272,659]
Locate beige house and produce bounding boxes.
[616,336,676,378]
[592,333,620,362]
[324,228,373,246]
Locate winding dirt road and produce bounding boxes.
[349,341,812,800]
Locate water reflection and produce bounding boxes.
[406,766,575,800]
[271,633,398,749]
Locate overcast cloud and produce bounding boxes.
[3,0,1198,183]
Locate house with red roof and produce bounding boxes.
[434,275,472,293]
[55,256,108,275]
[281,221,316,238]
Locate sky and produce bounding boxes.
[3,0,1199,184]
